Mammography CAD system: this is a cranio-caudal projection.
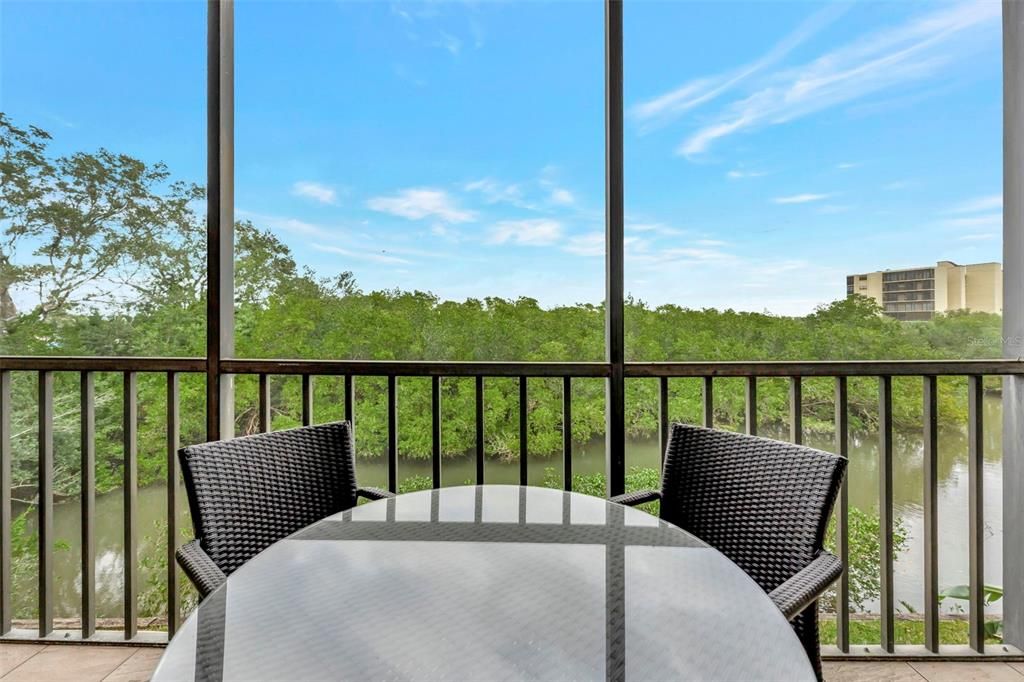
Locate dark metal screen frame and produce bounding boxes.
[604,0,626,497]
[206,0,235,443]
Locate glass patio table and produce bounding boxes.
[152,485,815,681]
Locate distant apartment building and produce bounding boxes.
[846,261,1002,321]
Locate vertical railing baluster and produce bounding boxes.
[258,373,270,433]
[344,375,354,427]
[0,370,9,636]
[923,375,939,653]
[658,377,669,464]
[968,374,985,653]
[80,372,95,639]
[519,377,528,486]
[38,370,54,638]
[301,375,313,426]
[745,376,757,436]
[123,372,138,640]
[702,376,713,428]
[387,376,397,494]
[167,372,180,637]
[475,376,485,485]
[879,375,894,653]
[835,377,850,653]
[563,377,572,492]
[122,372,138,638]
[789,376,802,445]
[431,376,441,489]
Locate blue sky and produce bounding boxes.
[1,0,1003,315]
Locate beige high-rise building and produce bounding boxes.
[846,261,1002,321]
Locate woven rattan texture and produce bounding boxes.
[176,540,227,598]
[769,551,843,620]
[179,422,360,577]
[609,489,661,507]
[659,423,846,680]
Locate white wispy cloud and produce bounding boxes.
[938,193,1001,234]
[626,221,688,237]
[391,4,413,22]
[367,188,476,223]
[836,162,861,170]
[464,172,573,209]
[549,188,574,205]
[392,2,477,58]
[463,178,526,206]
[487,219,563,246]
[947,194,1001,214]
[564,232,606,257]
[311,243,411,265]
[291,181,339,205]
[236,210,335,239]
[726,169,768,180]
[435,31,462,55]
[631,245,735,266]
[430,224,461,241]
[941,214,1001,229]
[629,3,848,131]
[772,193,832,205]
[694,238,729,247]
[536,166,576,207]
[675,1,998,156]
[238,209,436,265]
[882,180,915,191]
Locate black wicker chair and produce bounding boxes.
[176,421,393,599]
[612,423,846,680]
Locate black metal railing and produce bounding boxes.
[0,357,204,642]
[1,355,1022,659]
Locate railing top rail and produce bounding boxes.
[220,359,611,378]
[2,356,1022,377]
[626,359,1024,377]
[0,357,206,372]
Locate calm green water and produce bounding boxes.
[21,396,1004,619]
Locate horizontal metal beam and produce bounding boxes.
[2,357,1022,378]
[625,360,1024,377]
[221,359,611,378]
[0,357,205,372]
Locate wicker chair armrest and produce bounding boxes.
[769,551,842,621]
[609,489,661,507]
[176,539,227,600]
[357,486,395,501]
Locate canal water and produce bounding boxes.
[18,396,1004,620]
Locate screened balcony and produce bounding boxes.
[1,0,1023,680]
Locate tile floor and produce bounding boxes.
[2,643,1023,681]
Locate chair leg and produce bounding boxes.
[791,603,823,681]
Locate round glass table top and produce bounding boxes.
[153,485,814,681]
